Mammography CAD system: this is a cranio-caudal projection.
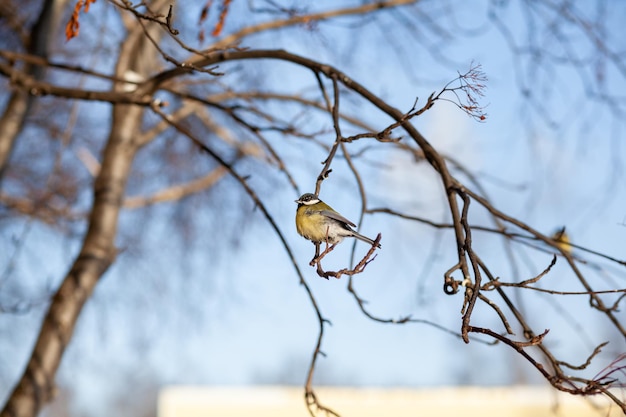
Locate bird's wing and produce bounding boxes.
[320,210,356,227]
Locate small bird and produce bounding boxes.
[295,193,381,248]
[551,226,572,254]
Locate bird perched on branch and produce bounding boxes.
[551,226,572,254]
[295,193,381,248]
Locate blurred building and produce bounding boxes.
[158,386,622,417]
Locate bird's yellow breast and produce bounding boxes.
[295,205,329,243]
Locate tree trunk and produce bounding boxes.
[0,0,167,412]
[0,105,141,417]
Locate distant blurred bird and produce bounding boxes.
[295,193,381,248]
[551,226,572,254]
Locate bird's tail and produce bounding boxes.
[352,231,381,248]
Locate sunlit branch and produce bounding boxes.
[123,167,227,209]
[210,0,420,50]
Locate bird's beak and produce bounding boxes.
[294,199,300,203]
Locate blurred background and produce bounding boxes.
[1,1,625,416]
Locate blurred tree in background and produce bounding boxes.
[1,1,625,416]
